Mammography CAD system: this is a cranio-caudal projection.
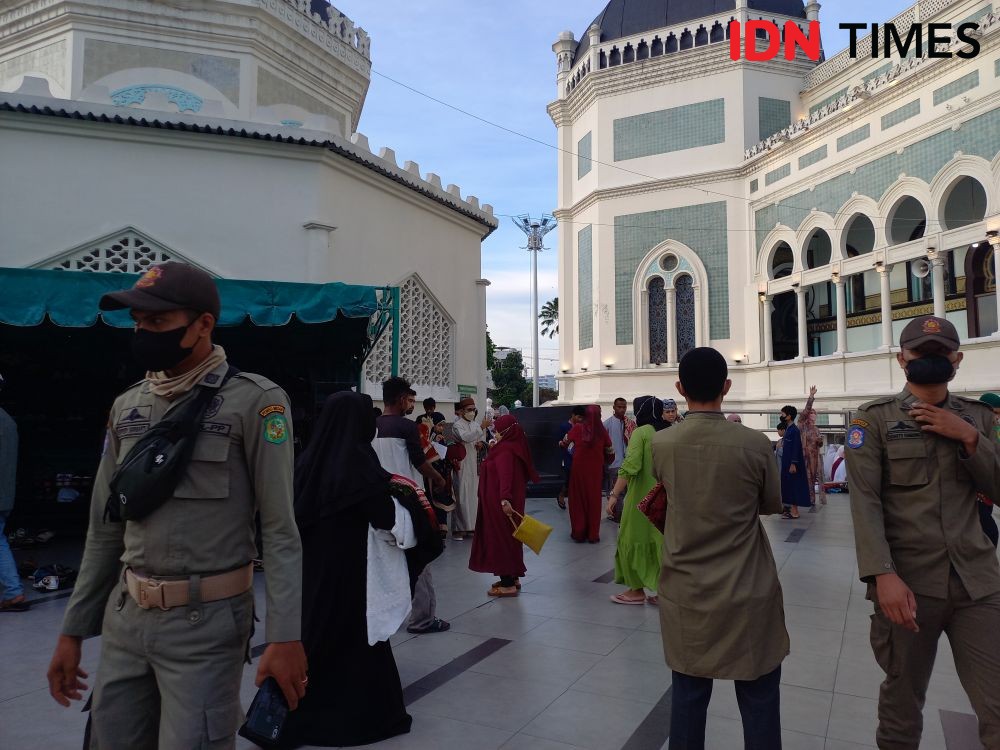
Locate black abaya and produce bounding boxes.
[283,392,412,747]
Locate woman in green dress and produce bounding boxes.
[607,396,668,605]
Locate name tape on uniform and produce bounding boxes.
[259,404,286,418]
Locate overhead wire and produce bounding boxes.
[369,68,967,228]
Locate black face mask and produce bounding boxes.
[131,325,194,372]
[904,354,956,385]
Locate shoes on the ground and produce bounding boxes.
[488,585,519,597]
[407,618,451,634]
[0,595,29,612]
[781,511,794,519]
[491,579,522,590]
[808,505,818,513]
[646,595,658,605]
[452,533,465,541]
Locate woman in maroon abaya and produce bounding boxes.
[470,414,539,597]
[561,405,612,543]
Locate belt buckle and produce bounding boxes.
[139,579,167,611]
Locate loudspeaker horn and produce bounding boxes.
[911,259,931,278]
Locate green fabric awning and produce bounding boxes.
[0,267,383,328]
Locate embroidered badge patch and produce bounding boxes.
[263,414,288,444]
[204,373,220,385]
[886,420,922,441]
[135,266,163,289]
[960,414,976,426]
[259,404,286,418]
[850,418,870,429]
[922,318,942,334]
[116,406,151,425]
[116,423,150,439]
[204,395,224,420]
[847,425,866,449]
[200,422,232,436]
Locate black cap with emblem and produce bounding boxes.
[898,315,960,352]
[99,262,221,321]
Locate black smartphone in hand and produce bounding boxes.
[238,677,289,748]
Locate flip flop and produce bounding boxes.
[646,595,658,605]
[610,593,645,605]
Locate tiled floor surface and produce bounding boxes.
[1,495,993,749]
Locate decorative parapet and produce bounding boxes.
[561,9,811,99]
[348,129,498,224]
[110,84,203,112]
[744,10,1000,161]
[802,0,961,90]
[252,0,371,68]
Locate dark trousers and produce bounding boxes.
[669,666,782,750]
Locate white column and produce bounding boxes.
[994,248,1000,336]
[879,267,893,349]
[761,295,773,362]
[476,279,491,404]
[796,287,808,359]
[834,279,848,354]
[666,287,678,366]
[931,256,947,319]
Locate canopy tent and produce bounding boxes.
[0,266,390,330]
[0,267,398,534]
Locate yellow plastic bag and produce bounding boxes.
[508,509,553,555]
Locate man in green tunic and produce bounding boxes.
[651,347,788,749]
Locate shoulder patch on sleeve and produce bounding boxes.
[234,372,281,391]
[857,396,894,412]
[263,413,289,444]
[850,418,870,429]
[847,425,866,449]
[259,404,286,418]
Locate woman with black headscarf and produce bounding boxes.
[282,392,412,747]
[607,396,668,605]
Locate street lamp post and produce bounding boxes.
[513,214,556,407]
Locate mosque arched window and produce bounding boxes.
[888,196,926,245]
[675,275,696,360]
[941,176,987,231]
[647,277,668,365]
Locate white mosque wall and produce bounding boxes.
[0,107,491,405]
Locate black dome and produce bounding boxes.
[575,0,806,58]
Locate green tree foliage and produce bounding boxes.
[488,348,532,409]
[539,297,558,339]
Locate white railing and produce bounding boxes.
[745,10,1000,161]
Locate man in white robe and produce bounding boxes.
[452,397,488,540]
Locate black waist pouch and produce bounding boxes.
[105,367,236,522]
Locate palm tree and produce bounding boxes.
[539,297,558,338]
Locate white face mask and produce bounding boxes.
[463,410,476,421]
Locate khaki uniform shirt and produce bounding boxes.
[650,412,788,680]
[62,360,302,642]
[846,387,1000,600]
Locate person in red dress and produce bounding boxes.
[469,415,539,597]
[561,405,613,543]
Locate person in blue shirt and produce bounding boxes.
[557,406,586,510]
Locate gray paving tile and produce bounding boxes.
[784,604,847,633]
[520,689,657,750]
[446,601,550,639]
[606,629,665,663]
[368,708,513,750]
[827,693,879,746]
[406,670,565,732]
[519,617,634,656]
[781,649,841,692]
[501,734,587,750]
[469,641,603,689]
[392,631,489,667]
[571,655,671,705]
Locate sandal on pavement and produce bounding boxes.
[488,585,519,598]
[491,580,522,590]
[407,618,451,634]
[646,595,658,605]
[610,593,646,605]
[0,595,29,612]
[557,498,567,510]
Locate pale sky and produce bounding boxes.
[338,0,913,377]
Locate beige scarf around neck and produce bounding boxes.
[146,345,228,400]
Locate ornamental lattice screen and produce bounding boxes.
[41,229,176,273]
[364,275,454,392]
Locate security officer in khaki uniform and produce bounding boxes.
[46,263,308,749]
[846,315,1000,750]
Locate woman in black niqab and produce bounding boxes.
[283,392,412,748]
